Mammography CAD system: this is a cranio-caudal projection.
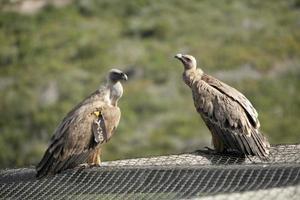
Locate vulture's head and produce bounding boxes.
[174,54,197,70]
[108,69,128,83]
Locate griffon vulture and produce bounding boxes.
[36,69,128,178]
[175,54,270,159]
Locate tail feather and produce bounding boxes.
[207,119,270,160]
[251,130,270,158]
[36,150,56,178]
[36,148,92,178]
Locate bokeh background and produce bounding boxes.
[0,0,299,168]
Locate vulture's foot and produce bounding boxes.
[89,163,101,168]
[77,163,90,169]
[77,163,101,171]
[204,146,217,154]
[195,147,217,155]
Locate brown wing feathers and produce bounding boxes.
[202,74,259,128]
[196,75,269,159]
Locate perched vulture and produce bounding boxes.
[36,69,128,178]
[175,54,270,159]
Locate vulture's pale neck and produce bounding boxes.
[183,67,204,88]
[106,80,123,107]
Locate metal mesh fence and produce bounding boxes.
[0,144,299,199]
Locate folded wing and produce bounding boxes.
[36,93,120,178]
[192,75,269,158]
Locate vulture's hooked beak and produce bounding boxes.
[121,73,128,81]
[174,53,183,61]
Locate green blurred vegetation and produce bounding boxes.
[0,0,299,168]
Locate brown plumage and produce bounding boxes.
[36,69,128,178]
[175,54,270,159]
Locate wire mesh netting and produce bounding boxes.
[0,144,299,199]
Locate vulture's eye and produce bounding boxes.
[184,57,191,62]
[112,72,120,76]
